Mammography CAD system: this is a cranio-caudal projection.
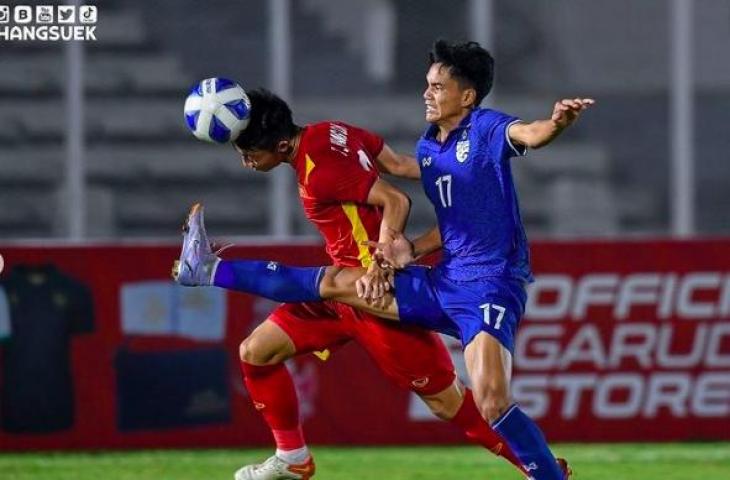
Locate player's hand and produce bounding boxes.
[365,230,415,269]
[551,98,595,129]
[356,262,391,302]
[369,289,396,311]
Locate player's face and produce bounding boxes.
[233,144,284,172]
[423,63,473,126]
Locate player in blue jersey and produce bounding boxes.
[175,40,591,479]
[366,40,592,479]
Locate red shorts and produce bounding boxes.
[269,301,456,395]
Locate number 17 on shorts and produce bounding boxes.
[480,303,506,330]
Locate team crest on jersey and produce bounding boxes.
[456,129,470,163]
[421,155,432,167]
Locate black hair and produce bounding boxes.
[233,88,300,151]
[429,39,494,106]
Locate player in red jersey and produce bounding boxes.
[176,89,527,480]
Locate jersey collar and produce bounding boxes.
[422,108,476,144]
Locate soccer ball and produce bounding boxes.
[184,77,251,144]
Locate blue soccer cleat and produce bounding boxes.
[172,203,221,286]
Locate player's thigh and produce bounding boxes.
[438,279,524,416]
[393,266,462,337]
[345,307,457,396]
[463,331,513,420]
[439,276,526,354]
[267,301,352,355]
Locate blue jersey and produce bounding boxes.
[416,107,532,283]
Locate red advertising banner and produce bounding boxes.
[517,239,730,442]
[0,239,727,450]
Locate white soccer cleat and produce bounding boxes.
[234,454,316,480]
[172,203,220,286]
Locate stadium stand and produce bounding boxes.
[3,0,728,239]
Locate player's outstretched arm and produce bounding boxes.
[508,97,595,149]
[374,143,421,180]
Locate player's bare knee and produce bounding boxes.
[239,336,283,366]
[238,337,259,364]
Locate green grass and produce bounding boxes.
[1,443,729,479]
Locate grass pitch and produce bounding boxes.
[2,443,729,479]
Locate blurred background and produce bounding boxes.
[0,0,729,472]
[2,0,728,241]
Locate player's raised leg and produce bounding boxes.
[465,332,565,479]
[172,202,399,318]
[173,203,326,302]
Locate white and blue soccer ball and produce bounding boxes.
[184,77,251,144]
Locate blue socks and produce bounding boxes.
[213,260,324,303]
[493,404,564,479]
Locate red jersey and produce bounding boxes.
[291,122,384,267]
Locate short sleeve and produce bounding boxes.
[347,124,385,159]
[306,124,381,204]
[478,110,527,161]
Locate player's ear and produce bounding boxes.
[276,140,290,154]
[461,88,476,108]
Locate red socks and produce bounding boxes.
[240,362,306,451]
[450,389,526,474]
[241,363,522,473]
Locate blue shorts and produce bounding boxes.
[394,266,527,353]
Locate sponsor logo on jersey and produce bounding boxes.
[421,156,432,167]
